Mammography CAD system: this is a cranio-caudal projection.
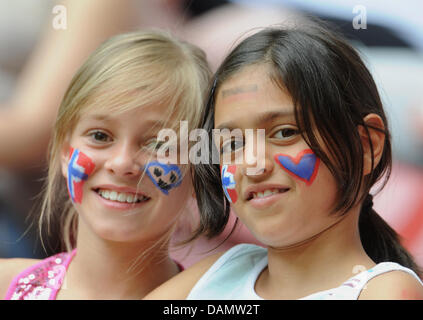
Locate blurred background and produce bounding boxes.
[0,0,422,268]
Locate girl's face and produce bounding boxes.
[61,103,192,244]
[214,65,341,248]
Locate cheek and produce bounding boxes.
[295,159,338,213]
[144,161,183,195]
[274,149,320,186]
[221,164,238,204]
[154,175,192,222]
[67,148,96,203]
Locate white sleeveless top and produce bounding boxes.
[187,244,423,300]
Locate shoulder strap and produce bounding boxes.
[342,262,423,300]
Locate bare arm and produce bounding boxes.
[144,252,223,299]
[359,271,423,300]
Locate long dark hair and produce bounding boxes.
[191,19,421,277]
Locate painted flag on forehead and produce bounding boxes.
[67,148,95,203]
[221,164,238,204]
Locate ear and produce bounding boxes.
[358,113,386,176]
[60,140,72,179]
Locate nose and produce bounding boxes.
[241,153,274,179]
[241,130,273,179]
[104,143,141,177]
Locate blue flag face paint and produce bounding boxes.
[274,149,320,186]
[144,161,182,195]
[221,164,238,204]
[67,148,96,203]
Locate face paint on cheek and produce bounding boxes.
[144,162,182,195]
[274,149,320,186]
[67,148,96,203]
[221,164,238,204]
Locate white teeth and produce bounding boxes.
[97,189,146,203]
[252,189,283,199]
[109,191,118,201]
[126,194,134,203]
[263,190,273,197]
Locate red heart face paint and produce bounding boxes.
[274,149,320,186]
[221,164,238,204]
[67,147,95,203]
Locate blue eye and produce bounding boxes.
[272,127,299,140]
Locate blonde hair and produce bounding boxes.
[39,29,211,253]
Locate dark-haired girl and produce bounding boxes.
[146,20,423,300]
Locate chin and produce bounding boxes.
[249,219,302,248]
[97,230,137,243]
[84,219,145,243]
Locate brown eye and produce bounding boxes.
[90,131,110,142]
[272,127,299,140]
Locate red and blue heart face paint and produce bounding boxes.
[274,149,320,186]
[67,148,95,203]
[221,164,238,204]
[144,161,182,195]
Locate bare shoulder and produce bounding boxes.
[359,270,423,300]
[0,258,40,299]
[144,252,224,300]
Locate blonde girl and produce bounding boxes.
[0,29,211,300]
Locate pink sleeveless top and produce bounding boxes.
[4,250,184,300]
[5,250,77,300]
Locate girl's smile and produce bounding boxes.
[244,182,290,210]
[92,184,151,211]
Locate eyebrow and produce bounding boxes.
[82,114,113,122]
[81,114,168,129]
[216,110,295,130]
